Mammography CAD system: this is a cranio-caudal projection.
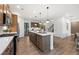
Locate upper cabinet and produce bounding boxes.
[0,4,12,26]
[12,14,17,25]
[0,4,17,32]
[4,4,12,25]
[0,4,3,25]
[9,14,17,32]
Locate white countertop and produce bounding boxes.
[0,36,14,55]
[30,31,53,36]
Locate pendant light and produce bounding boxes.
[39,12,42,24]
[46,6,50,23]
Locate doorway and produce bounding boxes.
[24,23,29,36]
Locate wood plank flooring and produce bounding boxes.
[16,35,79,55]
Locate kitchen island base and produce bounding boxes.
[29,31,53,52]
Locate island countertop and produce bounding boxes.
[0,36,14,55]
[30,31,53,36]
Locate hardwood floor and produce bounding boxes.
[16,35,79,55]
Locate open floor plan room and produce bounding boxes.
[1,4,79,55]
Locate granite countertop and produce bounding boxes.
[30,31,53,36]
[0,32,17,37]
[0,32,17,35]
[0,36,14,55]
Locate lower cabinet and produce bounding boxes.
[29,32,50,52]
[29,32,37,45]
[37,35,50,52]
[37,35,42,50]
[2,40,14,55]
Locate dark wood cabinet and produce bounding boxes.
[29,32,37,45]
[0,4,11,26]
[29,32,50,52]
[12,14,17,25]
[0,4,17,32]
[0,4,3,25]
[37,35,50,52]
[4,4,12,26]
[37,35,42,50]
[9,14,17,32]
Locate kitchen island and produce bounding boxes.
[29,31,53,52]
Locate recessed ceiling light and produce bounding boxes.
[16,5,20,8]
[46,20,50,23]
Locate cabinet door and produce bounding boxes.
[30,32,32,41]
[33,33,37,45]
[38,37,42,50]
[30,32,34,42]
[37,35,42,50]
[12,14,17,25]
[9,14,17,32]
[37,35,50,52]
[0,4,3,25]
[42,35,50,52]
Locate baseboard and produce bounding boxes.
[54,33,72,39]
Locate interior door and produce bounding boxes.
[24,23,29,36]
[71,22,79,34]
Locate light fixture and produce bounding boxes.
[34,24,37,26]
[46,20,50,23]
[46,6,50,23]
[16,5,20,8]
[39,12,42,24]
[2,26,8,30]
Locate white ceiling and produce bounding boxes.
[9,4,79,21]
